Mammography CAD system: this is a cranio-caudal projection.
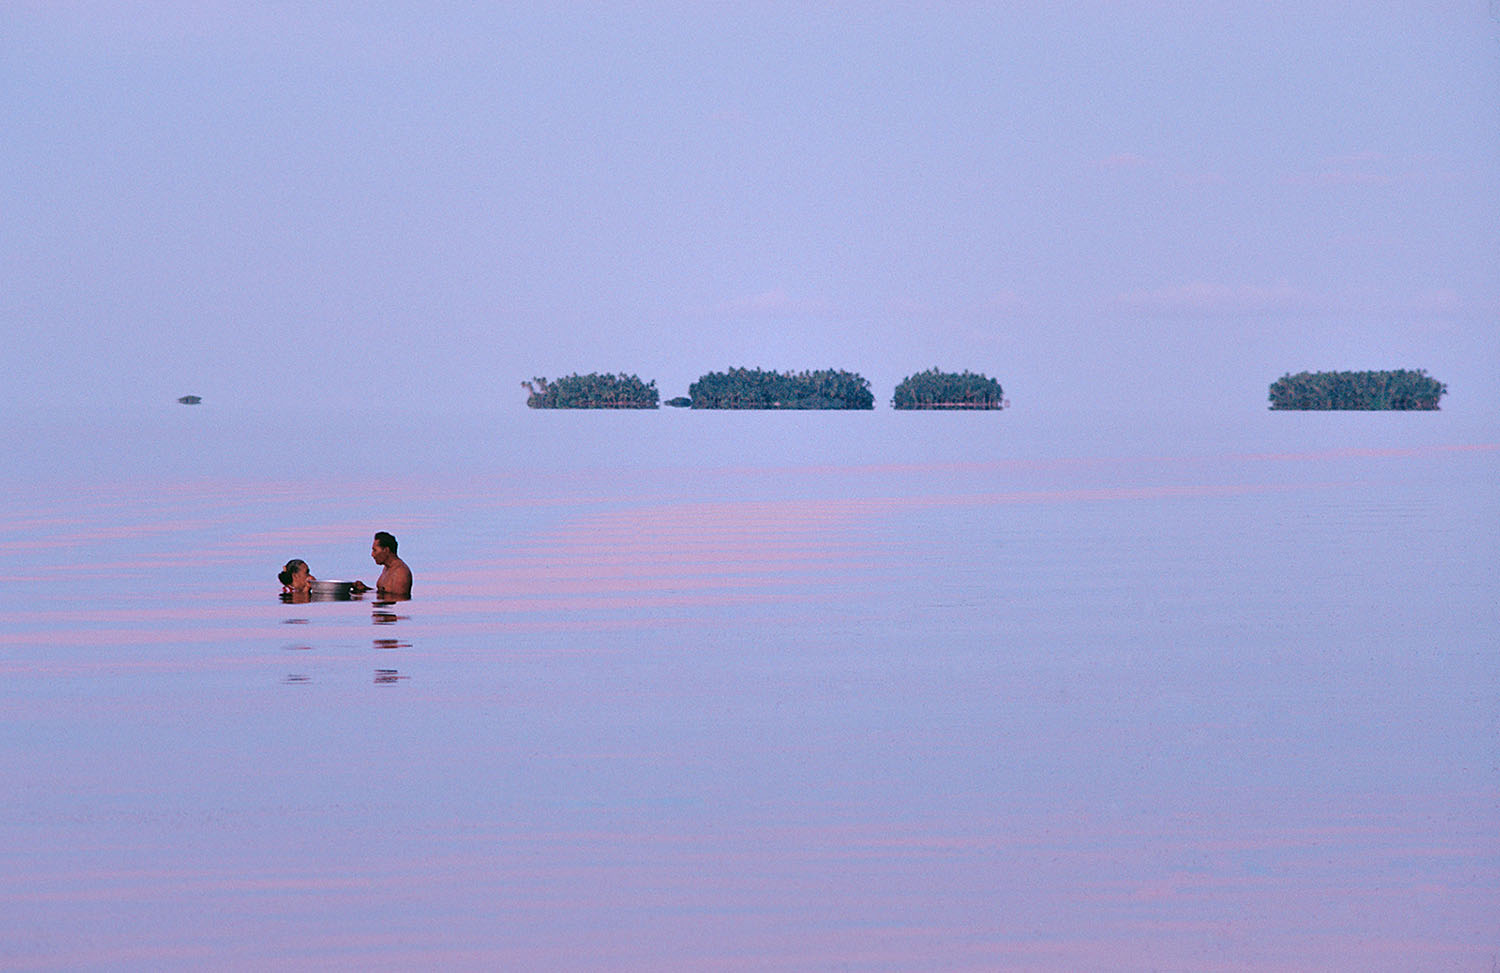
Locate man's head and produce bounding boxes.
[371,531,398,564]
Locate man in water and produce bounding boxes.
[354,531,412,597]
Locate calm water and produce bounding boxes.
[1,406,1496,970]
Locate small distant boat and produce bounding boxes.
[177,395,202,405]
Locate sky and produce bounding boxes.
[4,1,1498,416]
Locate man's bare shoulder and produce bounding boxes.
[378,557,413,596]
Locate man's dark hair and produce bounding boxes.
[374,531,398,555]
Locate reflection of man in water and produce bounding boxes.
[354,531,412,597]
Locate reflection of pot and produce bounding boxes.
[309,580,355,600]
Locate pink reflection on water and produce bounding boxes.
[0,650,319,675]
[1236,441,1499,463]
[6,605,279,626]
[3,438,1494,969]
[434,495,890,622]
[420,482,1332,634]
[0,626,286,651]
[8,799,1489,970]
[587,481,1316,521]
[724,439,1500,484]
[0,518,216,555]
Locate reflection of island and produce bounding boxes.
[892,369,1006,410]
[1269,369,1446,410]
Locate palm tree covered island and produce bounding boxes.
[1268,369,1446,410]
[687,368,874,409]
[520,367,1453,411]
[522,374,660,408]
[523,368,1013,410]
[891,369,1006,409]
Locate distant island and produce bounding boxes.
[892,369,1006,410]
[523,373,659,409]
[1268,369,1446,410]
[687,367,874,409]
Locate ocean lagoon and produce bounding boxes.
[1,406,1495,969]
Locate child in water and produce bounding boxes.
[278,559,315,595]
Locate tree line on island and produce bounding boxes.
[1267,369,1446,410]
[688,368,876,409]
[520,367,1449,411]
[522,374,660,409]
[523,368,1009,410]
[891,368,1007,409]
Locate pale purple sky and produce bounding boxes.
[4,1,1497,414]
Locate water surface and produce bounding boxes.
[1,407,1495,969]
